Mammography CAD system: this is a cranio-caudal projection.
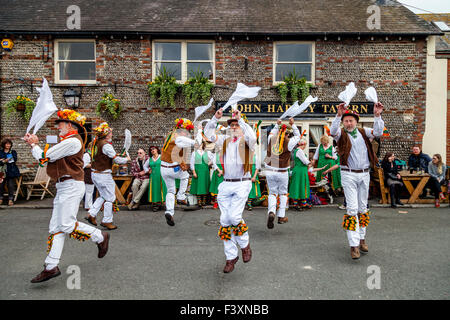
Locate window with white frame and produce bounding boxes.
[153,41,214,82]
[54,40,96,84]
[274,42,314,83]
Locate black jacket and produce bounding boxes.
[381,160,400,183]
[0,150,21,178]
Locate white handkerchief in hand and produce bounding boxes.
[338,82,357,107]
[364,87,378,103]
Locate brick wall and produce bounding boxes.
[447,58,450,164]
[1,35,429,172]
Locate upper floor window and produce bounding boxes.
[54,40,96,84]
[274,42,315,83]
[153,40,214,82]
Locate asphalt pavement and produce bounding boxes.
[1,204,449,300]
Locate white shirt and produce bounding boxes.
[189,150,212,171]
[330,115,384,170]
[313,145,337,161]
[83,153,91,169]
[205,117,256,179]
[31,137,81,162]
[296,148,310,166]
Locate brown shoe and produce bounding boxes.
[267,212,275,229]
[97,231,110,258]
[132,202,140,210]
[85,215,97,226]
[100,222,118,230]
[223,256,239,273]
[30,266,61,283]
[165,213,175,226]
[0,199,3,205]
[350,246,360,259]
[241,244,252,263]
[278,217,288,224]
[8,200,13,206]
[359,239,369,253]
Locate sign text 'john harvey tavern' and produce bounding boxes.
[215,102,374,118]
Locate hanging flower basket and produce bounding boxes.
[96,93,122,120]
[147,67,180,108]
[276,69,312,104]
[5,95,36,121]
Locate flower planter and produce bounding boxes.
[15,103,26,111]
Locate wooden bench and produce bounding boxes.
[372,166,390,204]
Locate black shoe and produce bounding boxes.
[391,203,398,208]
[165,213,175,226]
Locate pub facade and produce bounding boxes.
[0,0,444,172]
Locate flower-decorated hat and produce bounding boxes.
[55,109,86,131]
[93,122,113,138]
[341,109,360,122]
[174,118,194,131]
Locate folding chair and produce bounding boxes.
[22,165,54,200]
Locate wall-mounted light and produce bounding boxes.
[63,88,82,109]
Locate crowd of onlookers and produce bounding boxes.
[1,136,448,209]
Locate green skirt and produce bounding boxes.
[316,158,342,190]
[209,170,224,195]
[148,174,167,203]
[190,166,210,195]
[289,166,310,200]
[248,178,261,199]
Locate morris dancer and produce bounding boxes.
[160,118,195,226]
[85,122,130,230]
[204,109,256,273]
[330,102,384,259]
[264,118,300,228]
[23,109,109,283]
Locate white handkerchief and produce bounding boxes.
[338,82,357,107]
[364,87,378,103]
[221,83,261,112]
[279,95,318,120]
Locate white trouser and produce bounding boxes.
[341,170,370,247]
[131,178,149,203]
[266,170,289,217]
[45,180,104,269]
[217,180,252,260]
[161,166,189,216]
[89,172,116,223]
[84,183,95,209]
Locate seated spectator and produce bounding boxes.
[381,152,404,208]
[128,148,150,210]
[408,146,431,173]
[427,154,446,208]
[0,138,21,206]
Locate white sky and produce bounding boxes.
[397,0,450,14]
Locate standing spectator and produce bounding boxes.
[147,146,167,212]
[128,148,150,210]
[246,154,261,211]
[209,146,224,209]
[190,140,212,207]
[381,152,404,208]
[289,139,312,210]
[312,135,342,192]
[427,154,446,208]
[0,138,21,206]
[407,146,431,173]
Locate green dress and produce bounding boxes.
[209,153,224,195]
[148,155,167,203]
[316,144,342,190]
[289,148,310,200]
[248,155,261,199]
[190,151,211,195]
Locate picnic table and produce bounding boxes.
[399,170,431,204]
[113,174,133,204]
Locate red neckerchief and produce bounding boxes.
[60,130,79,141]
